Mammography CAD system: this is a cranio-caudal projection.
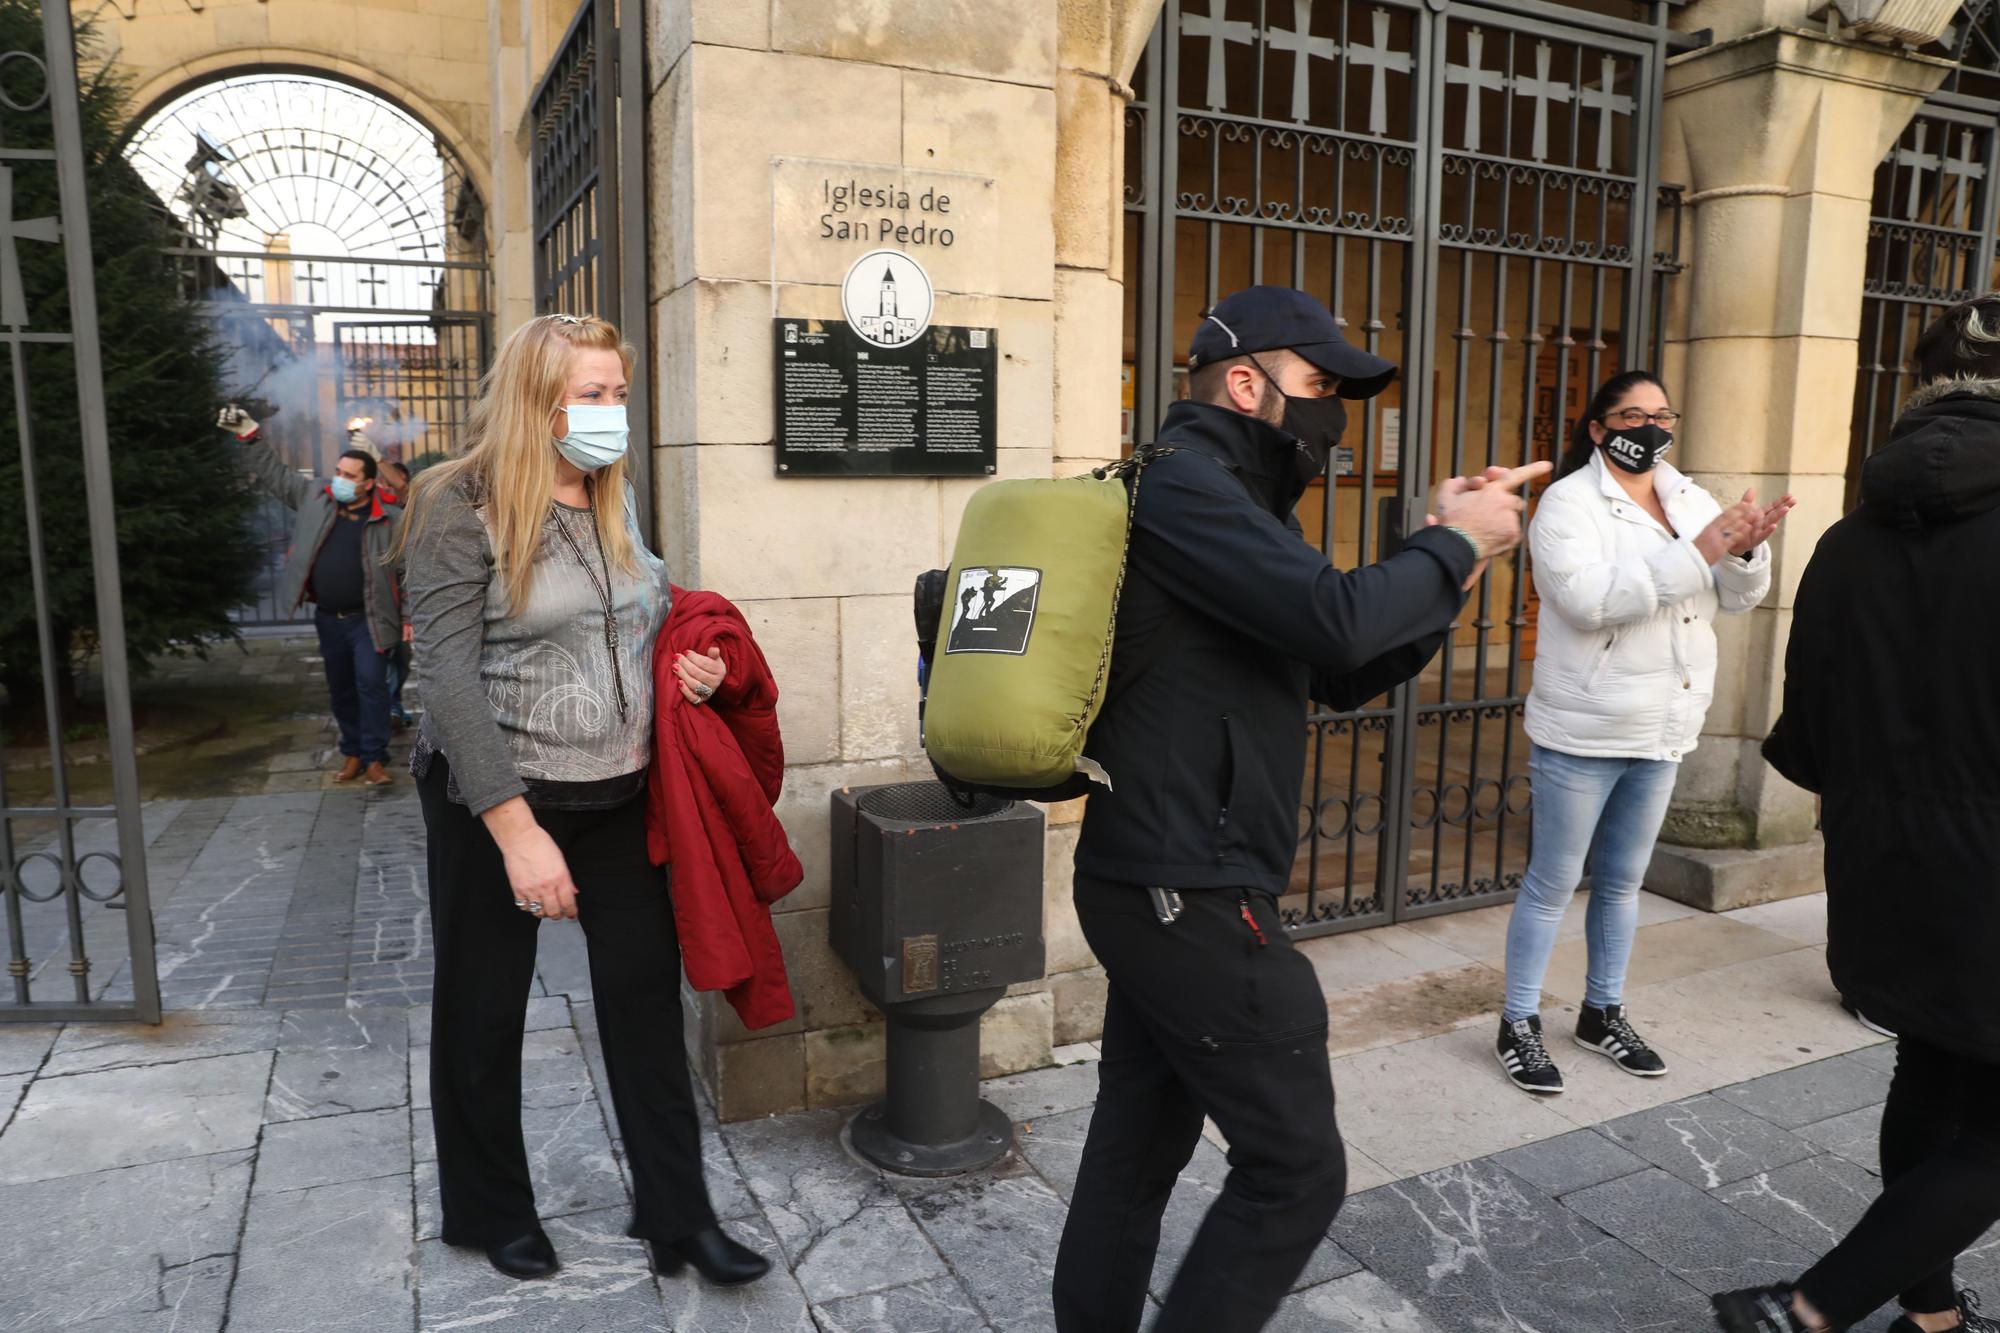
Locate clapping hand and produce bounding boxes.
[1696,489,1795,563]
[1735,492,1795,555]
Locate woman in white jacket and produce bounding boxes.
[1494,371,1794,1094]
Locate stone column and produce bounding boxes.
[1647,19,1946,908]
[644,0,1163,1121]
[487,0,536,334]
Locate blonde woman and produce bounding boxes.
[398,314,766,1286]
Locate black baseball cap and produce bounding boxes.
[1186,285,1398,400]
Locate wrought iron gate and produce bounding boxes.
[1849,0,2000,508]
[124,74,495,626]
[1124,0,1689,936]
[333,318,489,468]
[2,3,161,1021]
[530,0,651,532]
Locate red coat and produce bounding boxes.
[645,588,802,1030]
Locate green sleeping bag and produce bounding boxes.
[923,469,1135,790]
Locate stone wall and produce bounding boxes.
[1645,0,1947,906]
[645,0,1160,1121]
[102,0,492,188]
[100,0,535,326]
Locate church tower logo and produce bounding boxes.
[842,248,933,349]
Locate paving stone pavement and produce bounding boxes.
[4,644,1996,1330]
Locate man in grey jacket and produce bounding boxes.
[218,406,406,785]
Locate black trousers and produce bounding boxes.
[1799,1036,2000,1325]
[1053,874,1346,1333]
[419,757,716,1248]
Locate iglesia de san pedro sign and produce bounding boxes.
[771,159,999,478]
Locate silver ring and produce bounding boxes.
[694,683,714,700]
[528,901,544,916]
[514,898,528,908]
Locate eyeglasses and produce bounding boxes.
[1602,408,1681,428]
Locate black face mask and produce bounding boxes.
[1602,424,1673,474]
[1248,353,1348,487]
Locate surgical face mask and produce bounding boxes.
[1602,423,1673,474]
[331,476,362,504]
[553,402,629,472]
[1249,353,1348,486]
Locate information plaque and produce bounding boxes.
[775,317,998,477]
[770,159,1001,478]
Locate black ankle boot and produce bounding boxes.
[484,1228,559,1280]
[650,1226,770,1286]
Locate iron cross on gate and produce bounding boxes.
[1513,41,1573,163]
[1179,4,1256,112]
[1897,121,1942,221]
[1445,28,1507,150]
[1349,8,1412,137]
[0,163,60,328]
[1941,127,1986,230]
[1266,0,1340,123]
[1578,55,1635,171]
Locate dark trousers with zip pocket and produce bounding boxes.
[1053,873,1346,1333]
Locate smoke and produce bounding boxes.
[350,413,432,453]
[212,313,443,470]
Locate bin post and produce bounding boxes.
[850,986,1014,1175]
[829,782,1046,1177]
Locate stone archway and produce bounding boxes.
[124,70,494,625]
[122,51,493,234]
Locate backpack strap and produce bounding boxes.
[1071,446,1179,760]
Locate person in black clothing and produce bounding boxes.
[1711,299,2000,1333]
[1051,285,1546,1333]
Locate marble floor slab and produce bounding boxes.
[416,1207,668,1333]
[0,749,1945,1333]
[1332,1157,1718,1333]
[815,1274,990,1333]
[0,1148,253,1332]
[39,1007,282,1077]
[226,1173,417,1333]
[0,1049,271,1183]
[1597,1094,1822,1190]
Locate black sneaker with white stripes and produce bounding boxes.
[1575,1003,1668,1077]
[1711,1285,1811,1332]
[1496,1015,1565,1094]
[1890,1288,2000,1333]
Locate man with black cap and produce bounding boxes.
[1052,285,1545,1333]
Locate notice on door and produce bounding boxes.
[775,313,998,477]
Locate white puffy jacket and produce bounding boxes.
[1523,450,1771,762]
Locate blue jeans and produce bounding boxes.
[385,642,414,725]
[315,607,391,767]
[1502,744,1679,1022]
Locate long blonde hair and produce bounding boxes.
[394,314,638,615]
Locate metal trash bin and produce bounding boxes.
[830,781,1046,1175]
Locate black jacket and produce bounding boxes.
[1075,401,1476,894]
[1764,380,2000,1062]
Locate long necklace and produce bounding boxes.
[549,480,631,724]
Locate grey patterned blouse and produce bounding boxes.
[405,475,671,814]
